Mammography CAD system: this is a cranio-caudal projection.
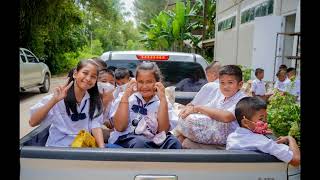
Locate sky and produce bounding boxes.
[120,0,137,27]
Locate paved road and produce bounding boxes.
[20,75,67,138]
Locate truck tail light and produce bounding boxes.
[136,55,169,61]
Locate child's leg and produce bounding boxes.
[158,133,182,149]
[114,133,152,148]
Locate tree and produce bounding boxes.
[140,0,204,51]
[133,0,167,26]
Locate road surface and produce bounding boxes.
[20,75,67,138]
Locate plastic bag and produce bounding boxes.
[177,113,230,145]
[71,129,98,148]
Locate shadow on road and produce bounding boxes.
[20,91,41,101]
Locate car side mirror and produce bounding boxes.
[39,58,46,62]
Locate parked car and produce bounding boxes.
[20,48,51,93]
[20,51,300,180]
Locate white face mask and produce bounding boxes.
[97,82,115,94]
[117,83,128,92]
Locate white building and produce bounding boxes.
[214,0,300,81]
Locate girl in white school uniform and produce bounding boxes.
[108,61,182,149]
[29,59,105,148]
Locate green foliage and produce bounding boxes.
[20,0,144,74]
[267,91,300,145]
[237,65,254,82]
[140,0,205,51]
[133,0,167,25]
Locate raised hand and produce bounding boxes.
[154,82,166,100]
[53,78,73,102]
[123,78,137,97]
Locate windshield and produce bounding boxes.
[105,60,207,92]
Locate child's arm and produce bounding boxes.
[194,106,235,123]
[276,136,300,166]
[92,128,105,148]
[113,80,136,132]
[29,80,73,127]
[155,82,170,132]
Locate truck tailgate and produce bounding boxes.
[20,147,291,180]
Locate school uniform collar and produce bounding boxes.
[221,89,245,103]
[236,127,253,134]
[132,92,159,105]
[256,78,263,83]
[78,91,90,107]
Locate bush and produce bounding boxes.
[238,65,253,82]
[267,91,300,145]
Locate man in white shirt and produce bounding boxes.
[190,61,221,106]
[226,97,300,167]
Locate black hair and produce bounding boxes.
[235,97,267,127]
[64,59,103,120]
[114,67,130,80]
[107,66,117,72]
[135,61,162,82]
[219,65,243,82]
[100,68,115,77]
[91,57,107,70]
[276,69,286,77]
[205,61,219,71]
[286,67,296,74]
[279,64,288,70]
[255,68,264,76]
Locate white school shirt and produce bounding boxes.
[30,92,104,147]
[226,127,293,163]
[108,92,178,144]
[205,89,247,134]
[191,79,220,106]
[274,78,291,92]
[286,78,300,97]
[251,79,266,96]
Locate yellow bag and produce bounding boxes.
[71,129,98,148]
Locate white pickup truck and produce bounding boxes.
[20,51,300,180]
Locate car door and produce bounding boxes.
[23,49,43,86]
[20,49,32,87]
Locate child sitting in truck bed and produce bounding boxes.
[177,65,247,148]
[226,96,300,167]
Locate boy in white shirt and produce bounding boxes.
[177,65,247,148]
[190,61,221,106]
[274,69,291,92]
[226,96,300,167]
[251,68,271,101]
[286,68,300,101]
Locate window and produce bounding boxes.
[24,50,39,63]
[106,60,207,92]
[20,50,26,63]
[218,15,236,31]
[240,0,274,24]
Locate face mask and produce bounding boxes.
[252,121,272,135]
[117,83,128,92]
[97,82,115,94]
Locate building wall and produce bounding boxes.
[280,0,299,15]
[237,0,266,66]
[215,5,238,65]
[215,0,300,69]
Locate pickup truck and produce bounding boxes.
[20,51,300,180]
